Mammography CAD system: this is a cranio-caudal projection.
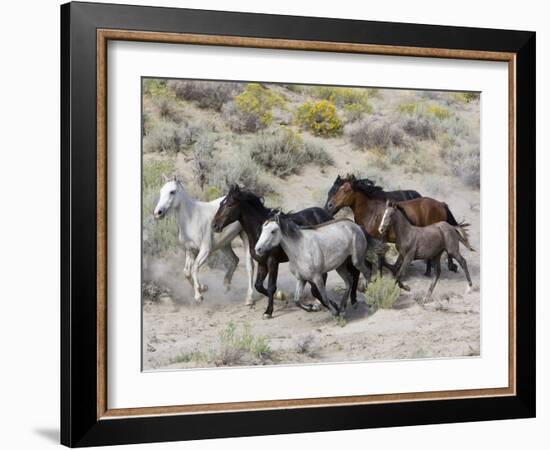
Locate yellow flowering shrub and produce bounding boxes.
[295,100,342,136]
[234,83,286,127]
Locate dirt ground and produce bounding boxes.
[142,140,480,371]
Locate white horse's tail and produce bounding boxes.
[455,225,475,252]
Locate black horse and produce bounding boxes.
[324,175,422,210]
[212,185,359,318]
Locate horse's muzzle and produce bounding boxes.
[154,210,165,219]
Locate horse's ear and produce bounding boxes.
[336,175,341,182]
[234,184,240,193]
[161,173,169,182]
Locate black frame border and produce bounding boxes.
[61,2,535,447]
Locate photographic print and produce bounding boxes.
[141,78,481,371]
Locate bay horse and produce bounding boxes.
[325,175,421,277]
[255,213,371,316]
[325,175,421,208]
[378,200,474,301]
[154,176,255,304]
[325,174,463,275]
[212,184,359,318]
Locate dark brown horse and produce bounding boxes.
[326,175,462,275]
[212,185,359,318]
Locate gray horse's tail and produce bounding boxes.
[454,225,475,252]
[444,203,459,226]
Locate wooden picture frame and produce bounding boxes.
[61,1,535,447]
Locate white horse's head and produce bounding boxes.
[153,176,181,219]
[255,218,282,256]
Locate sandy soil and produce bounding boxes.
[143,142,480,370]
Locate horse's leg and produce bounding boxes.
[240,232,255,305]
[220,245,239,292]
[452,252,473,294]
[263,258,279,319]
[424,253,442,302]
[447,252,459,273]
[183,250,197,288]
[190,245,210,302]
[424,259,432,277]
[311,274,339,316]
[254,262,269,297]
[348,261,360,308]
[293,278,308,312]
[335,265,353,316]
[395,251,414,291]
[308,273,326,312]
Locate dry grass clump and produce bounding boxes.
[364,276,401,309]
[143,120,200,154]
[215,322,273,366]
[167,80,240,110]
[249,128,333,177]
[344,115,406,150]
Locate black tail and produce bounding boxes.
[444,204,458,226]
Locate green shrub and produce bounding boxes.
[312,86,371,109]
[440,142,480,187]
[221,101,263,133]
[400,114,437,140]
[217,322,273,365]
[143,79,169,96]
[192,134,216,190]
[249,128,333,177]
[142,159,178,258]
[427,104,451,120]
[295,100,342,136]
[150,95,182,123]
[397,103,418,114]
[209,152,273,197]
[143,120,199,154]
[167,80,240,110]
[451,92,480,103]
[364,276,401,309]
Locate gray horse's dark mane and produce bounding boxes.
[266,213,302,239]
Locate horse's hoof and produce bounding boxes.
[352,302,359,310]
[245,297,255,306]
[401,284,411,292]
[224,282,231,292]
[262,313,273,320]
[194,295,204,303]
[199,284,208,293]
[423,272,431,278]
[310,302,322,312]
[465,285,472,295]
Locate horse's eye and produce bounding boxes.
[169,190,176,195]
[271,230,275,235]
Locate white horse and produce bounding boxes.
[255,213,371,316]
[153,176,255,304]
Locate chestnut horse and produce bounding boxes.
[326,175,463,275]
